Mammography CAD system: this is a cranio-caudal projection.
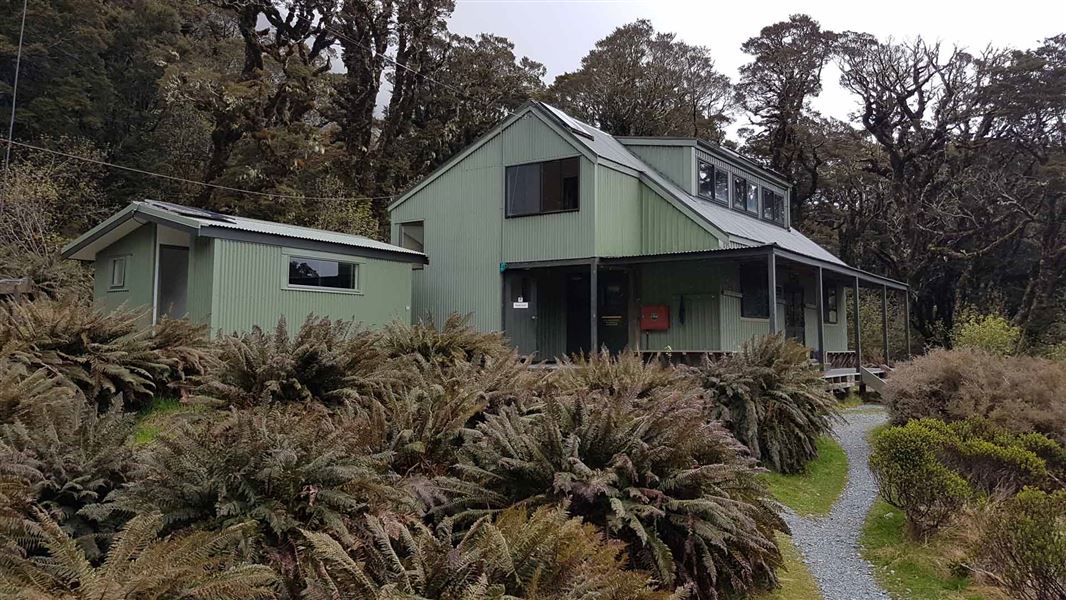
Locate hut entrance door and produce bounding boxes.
[156,245,189,321]
[504,271,538,357]
[784,284,805,344]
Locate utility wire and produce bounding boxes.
[0,137,398,203]
[3,0,29,175]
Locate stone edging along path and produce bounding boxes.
[781,406,891,600]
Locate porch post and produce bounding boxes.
[904,288,912,359]
[853,277,862,375]
[767,248,777,334]
[881,284,890,365]
[816,267,825,370]
[590,258,599,353]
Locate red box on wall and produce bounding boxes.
[640,305,670,331]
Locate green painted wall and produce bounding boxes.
[186,236,215,327]
[638,261,721,351]
[595,166,642,257]
[210,239,412,335]
[93,223,155,324]
[390,111,594,331]
[625,145,694,192]
[640,186,720,254]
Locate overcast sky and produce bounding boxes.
[447,0,1066,139]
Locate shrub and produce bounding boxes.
[0,299,213,410]
[301,507,670,599]
[439,390,785,599]
[199,315,383,408]
[100,406,405,594]
[952,313,1020,356]
[0,508,277,599]
[979,488,1066,600]
[380,313,511,365]
[0,359,78,424]
[0,397,138,561]
[553,350,700,399]
[870,422,972,537]
[884,348,1066,443]
[695,334,839,474]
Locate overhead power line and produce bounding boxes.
[0,137,397,203]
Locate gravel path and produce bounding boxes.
[782,406,891,600]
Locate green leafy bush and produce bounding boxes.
[301,507,670,599]
[979,488,1066,600]
[199,315,383,407]
[0,299,213,410]
[0,397,138,561]
[884,348,1066,443]
[380,313,511,365]
[952,313,1020,356]
[553,350,699,399]
[100,406,404,594]
[870,421,972,537]
[695,334,839,473]
[0,508,277,599]
[439,388,785,599]
[0,359,78,423]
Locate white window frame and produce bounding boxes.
[108,256,128,290]
[282,248,363,295]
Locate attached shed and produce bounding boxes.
[63,200,426,333]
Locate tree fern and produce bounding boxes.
[0,508,277,599]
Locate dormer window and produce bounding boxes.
[505,157,580,217]
[733,176,758,215]
[762,188,785,225]
[697,160,729,204]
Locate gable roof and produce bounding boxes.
[63,200,427,264]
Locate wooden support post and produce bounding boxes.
[816,268,826,370]
[767,249,777,334]
[904,288,912,359]
[590,258,599,353]
[853,277,862,375]
[881,284,890,365]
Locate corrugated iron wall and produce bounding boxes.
[93,222,155,325]
[625,145,694,192]
[640,185,720,254]
[639,261,722,351]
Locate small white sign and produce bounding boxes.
[512,301,529,309]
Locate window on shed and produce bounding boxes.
[505,157,580,217]
[739,262,769,319]
[762,188,786,225]
[823,283,839,324]
[288,257,359,291]
[109,257,126,289]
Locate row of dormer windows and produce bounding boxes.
[697,159,786,226]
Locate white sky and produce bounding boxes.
[448,0,1066,139]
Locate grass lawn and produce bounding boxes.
[762,436,848,516]
[133,396,205,445]
[757,533,822,600]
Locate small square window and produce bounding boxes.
[739,261,769,319]
[109,257,126,289]
[762,188,786,225]
[823,284,839,324]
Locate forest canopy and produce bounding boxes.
[1,3,1063,350]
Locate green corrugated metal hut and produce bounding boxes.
[389,101,909,372]
[63,200,426,333]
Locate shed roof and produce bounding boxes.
[63,200,427,264]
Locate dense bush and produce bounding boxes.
[554,349,700,399]
[884,348,1066,443]
[380,313,511,365]
[952,312,1020,356]
[301,507,670,599]
[0,508,277,599]
[695,334,838,474]
[99,405,403,594]
[0,396,138,560]
[198,316,383,407]
[979,488,1066,600]
[870,421,972,537]
[440,389,786,599]
[0,299,213,410]
[0,358,77,423]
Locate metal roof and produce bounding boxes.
[63,200,427,263]
[536,103,848,267]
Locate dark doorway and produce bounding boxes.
[598,269,630,354]
[504,271,538,356]
[564,271,590,356]
[784,284,805,344]
[157,245,189,320]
